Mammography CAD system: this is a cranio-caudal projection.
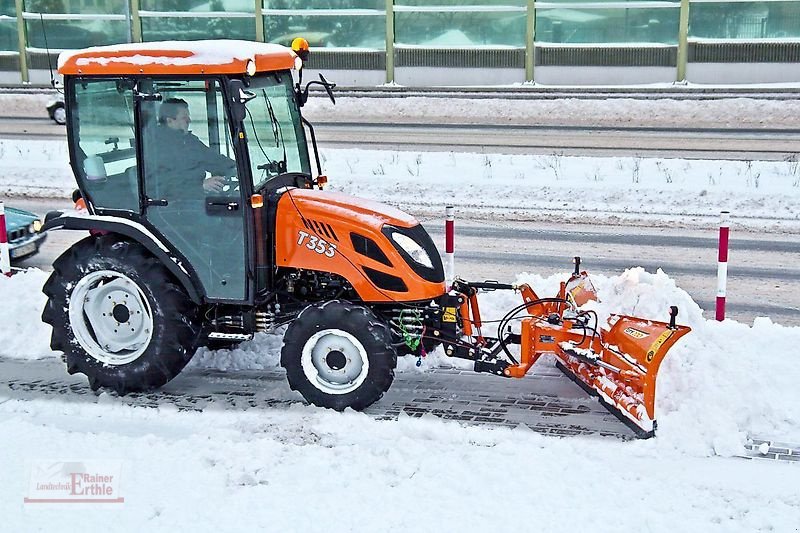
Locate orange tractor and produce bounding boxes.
[41,39,689,438]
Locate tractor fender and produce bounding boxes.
[41,212,203,304]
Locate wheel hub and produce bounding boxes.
[112,304,131,324]
[68,270,153,365]
[326,350,347,370]
[301,329,370,395]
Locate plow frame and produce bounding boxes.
[413,260,691,438]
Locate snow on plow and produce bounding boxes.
[443,258,691,438]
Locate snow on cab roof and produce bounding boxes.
[58,40,297,76]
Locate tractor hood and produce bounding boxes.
[274,188,445,303]
[4,206,40,232]
[282,189,419,229]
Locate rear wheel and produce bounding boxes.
[42,235,201,394]
[281,301,396,410]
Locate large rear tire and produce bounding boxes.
[42,235,201,394]
[281,300,397,410]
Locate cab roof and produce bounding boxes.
[58,40,297,76]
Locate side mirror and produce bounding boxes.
[318,74,336,105]
[228,79,256,122]
[298,74,337,107]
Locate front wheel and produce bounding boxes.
[281,301,397,410]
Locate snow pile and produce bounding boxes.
[559,268,800,453]
[0,269,54,360]
[189,330,285,371]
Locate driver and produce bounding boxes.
[152,98,237,199]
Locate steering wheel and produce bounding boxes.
[260,172,314,193]
[220,175,240,194]
[257,160,287,175]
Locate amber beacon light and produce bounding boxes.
[291,37,310,62]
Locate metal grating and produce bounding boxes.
[396,47,525,69]
[0,54,20,72]
[536,46,677,67]
[27,51,60,70]
[689,42,800,63]
[306,50,385,71]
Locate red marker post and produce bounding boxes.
[716,211,730,321]
[0,202,10,277]
[445,206,454,288]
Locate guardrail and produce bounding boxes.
[0,0,798,85]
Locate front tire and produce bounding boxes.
[281,301,397,410]
[42,235,201,394]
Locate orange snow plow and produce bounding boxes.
[437,258,691,438]
[44,39,688,439]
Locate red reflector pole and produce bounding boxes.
[716,211,730,321]
[445,206,454,288]
[0,202,10,277]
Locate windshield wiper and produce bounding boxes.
[263,92,287,172]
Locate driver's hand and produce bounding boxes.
[203,175,226,193]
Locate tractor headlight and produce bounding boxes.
[390,231,433,269]
[29,220,42,234]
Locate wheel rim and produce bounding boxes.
[300,329,369,395]
[68,270,154,365]
[53,107,66,124]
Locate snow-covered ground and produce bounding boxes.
[1,95,799,529]
[3,138,800,231]
[2,266,799,530]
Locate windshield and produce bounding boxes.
[241,71,311,190]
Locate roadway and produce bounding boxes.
[2,115,800,160]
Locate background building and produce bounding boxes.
[1,0,798,86]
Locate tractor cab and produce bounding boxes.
[58,40,323,302]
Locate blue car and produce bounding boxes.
[4,206,47,261]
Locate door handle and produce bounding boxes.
[145,197,168,207]
[205,197,240,214]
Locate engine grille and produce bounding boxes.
[7,228,26,242]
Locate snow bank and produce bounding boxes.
[303,95,800,129]
[0,269,54,360]
[3,139,799,230]
[0,139,72,198]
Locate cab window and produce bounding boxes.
[71,78,139,212]
[243,71,311,190]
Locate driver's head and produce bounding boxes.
[159,98,191,132]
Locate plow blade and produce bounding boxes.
[552,314,691,437]
[449,259,691,438]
